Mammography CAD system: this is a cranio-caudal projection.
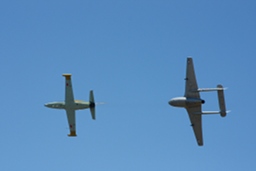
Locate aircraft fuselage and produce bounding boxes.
[169,97,205,108]
[45,100,90,110]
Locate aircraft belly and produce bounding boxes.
[74,103,89,110]
[186,98,204,107]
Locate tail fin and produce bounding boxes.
[89,90,96,120]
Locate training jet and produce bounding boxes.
[168,58,228,146]
[45,74,96,137]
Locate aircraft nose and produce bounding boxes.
[169,98,181,106]
[44,103,50,107]
[168,99,174,106]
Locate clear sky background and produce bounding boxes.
[1,0,256,170]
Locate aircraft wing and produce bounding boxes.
[186,106,203,146]
[184,58,200,98]
[66,109,77,136]
[63,74,75,104]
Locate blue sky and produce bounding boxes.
[0,0,256,170]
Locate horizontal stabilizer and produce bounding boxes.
[89,90,96,120]
[217,84,227,117]
[90,108,95,120]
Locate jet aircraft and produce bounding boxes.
[168,58,228,146]
[45,74,96,137]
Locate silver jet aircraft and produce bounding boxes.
[45,74,96,137]
[168,58,228,146]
